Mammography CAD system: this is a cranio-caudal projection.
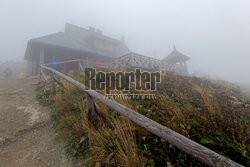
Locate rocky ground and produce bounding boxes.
[0,79,80,167]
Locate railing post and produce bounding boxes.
[86,93,95,144]
[50,72,56,95]
[78,60,84,70]
[78,60,81,70]
[38,68,41,83]
[41,69,48,83]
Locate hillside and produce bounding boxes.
[37,70,250,167]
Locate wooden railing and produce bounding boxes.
[39,61,244,167]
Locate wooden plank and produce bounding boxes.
[42,59,82,66]
[42,59,108,69]
[40,65,243,167]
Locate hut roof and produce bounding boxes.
[163,47,190,63]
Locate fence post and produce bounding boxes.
[38,68,41,83]
[86,93,95,144]
[78,60,81,70]
[41,69,48,82]
[50,72,56,95]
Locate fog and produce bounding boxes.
[1,0,250,84]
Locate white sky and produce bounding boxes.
[0,0,250,83]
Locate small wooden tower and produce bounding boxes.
[163,46,190,75]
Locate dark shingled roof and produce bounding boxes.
[30,32,90,51]
[24,23,130,60]
[163,47,190,63]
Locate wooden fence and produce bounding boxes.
[40,61,243,167]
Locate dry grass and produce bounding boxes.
[80,101,146,167]
[37,69,249,166]
[53,80,146,166]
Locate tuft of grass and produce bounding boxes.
[83,115,146,167]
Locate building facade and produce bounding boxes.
[24,23,130,75]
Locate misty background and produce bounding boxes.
[0,0,250,84]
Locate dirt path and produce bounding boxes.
[0,79,80,167]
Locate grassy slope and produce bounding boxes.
[37,70,250,167]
